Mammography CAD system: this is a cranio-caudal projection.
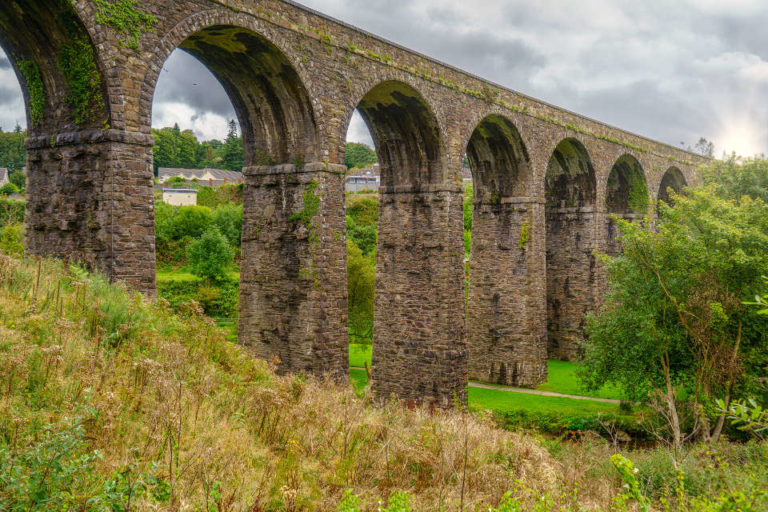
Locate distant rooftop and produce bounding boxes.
[158,167,243,183]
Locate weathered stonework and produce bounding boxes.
[372,185,467,407]
[239,162,348,379]
[1,0,706,402]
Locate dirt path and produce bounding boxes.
[349,367,623,404]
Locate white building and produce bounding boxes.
[162,188,198,206]
[0,168,8,186]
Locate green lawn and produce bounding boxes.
[347,344,624,400]
[537,360,624,400]
[157,267,240,282]
[349,343,372,368]
[468,386,621,416]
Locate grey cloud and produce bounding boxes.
[0,55,11,70]
[153,50,237,120]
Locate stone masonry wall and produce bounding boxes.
[467,199,547,386]
[239,162,348,379]
[545,208,598,361]
[372,186,467,407]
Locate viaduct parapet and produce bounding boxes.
[0,0,707,407]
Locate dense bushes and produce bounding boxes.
[187,227,233,282]
[0,198,25,225]
[155,201,242,266]
[156,277,239,318]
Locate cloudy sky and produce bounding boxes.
[3,0,768,156]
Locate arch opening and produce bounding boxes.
[606,154,649,215]
[0,0,110,135]
[465,115,543,386]
[354,80,445,189]
[149,25,318,167]
[545,138,597,361]
[658,166,687,206]
[0,45,28,194]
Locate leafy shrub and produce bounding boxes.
[0,198,25,225]
[212,202,243,247]
[187,226,233,281]
[0,223,23,257]
[9,169,26,191]
[0,183,19,196]
[157,278,239,318]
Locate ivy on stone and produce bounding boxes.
[92,0,158,51]
[58,35,105,126]
[17,60,45,126]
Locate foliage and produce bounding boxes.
[197,182,243,208]
[58,34,105,126]
[222,120,244,172]
[721,399,768,441]
[0,198,25,225]
[346,195,378,256]
[16,61,44,126]
[344,142,377,170]
[0,223,24,257]
[579,186,768,448]
[152,124,244,174]
[211,202,243,247]
[92,0,158,51]
[157,276,239,318]
[700,155,768,203]
[9,169,26,192]
[0,126,26,171]
[0,417,103,510]
[289,181,320,227]
[628,170,650,213]
[0,183,19,196]
[347,240,374,343]
[186,226,233,282]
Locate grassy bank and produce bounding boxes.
[2,255,767,510]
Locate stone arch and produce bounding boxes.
[545,138,597,208]
[544,137,598,361]
[606,154,649,215]
[658,166,687,205]
[464,115,546,387]
[466,114,531,200]
[0,0,110,135]
[140,11,319,164]
[349,80,446,188]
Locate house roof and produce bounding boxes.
[158,167,243,182]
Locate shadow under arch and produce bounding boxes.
[545,138,598,362]
[352,80,445,188]
[658,166,687,206]
[0,0,111,135]
[464,115,546,387]
[143,20,319,165]
[349,80,465,407]
[606,154,649,215]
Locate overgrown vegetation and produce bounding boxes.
[15,61,45,126]
[2,254,766,510]
[581,186,768,449]
[92,0,158,51]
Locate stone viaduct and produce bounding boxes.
[1,0,706,406]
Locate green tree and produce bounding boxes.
[221,120,244,172]
[700,155,768,203]
[187,226,233,282]
[347,239,375,343]
[9,169,26,191]
[344,142,377,170]
[0,125,26,171]
[579,186,768,449]
[211,203,243,247]
[346,196,378,256]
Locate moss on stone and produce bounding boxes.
[290,180,320,228]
